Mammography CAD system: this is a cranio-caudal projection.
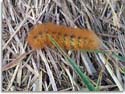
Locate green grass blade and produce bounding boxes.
[112,53,125,62]
[48,35,96,91]
[48,35,125,91]
[81,50,125,62]
[66,57,96,91]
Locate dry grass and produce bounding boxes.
[2,0,125,91]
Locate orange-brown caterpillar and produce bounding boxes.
[27,23,101,50]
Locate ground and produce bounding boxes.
[2,0,125,91]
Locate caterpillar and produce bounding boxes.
[27,23,101,50]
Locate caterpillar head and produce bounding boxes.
[27,24,46,49]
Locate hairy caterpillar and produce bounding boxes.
[27,23,101,50]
